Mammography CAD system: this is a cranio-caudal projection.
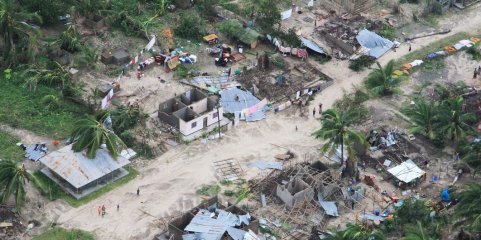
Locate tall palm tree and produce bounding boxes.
[364,60,404,96]
[454,183,481,232]
[70,115,125,159]
[402,99,439,140]
[403,221,435,240]
[462,141,481,176]
[438,96,475,144]
[343,223,386,240]
[313,108,366,170]
[0,0,42,67]
[0,159,35,209]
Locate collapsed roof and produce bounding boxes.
[356,29,394,58]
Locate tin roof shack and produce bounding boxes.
[158,89,228,140]
[168,196,259,240]
[387,159,426,189]
[39,145,131,199]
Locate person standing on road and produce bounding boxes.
[97,206,102,216]
[312,107,316,117]
[137,188,140,196]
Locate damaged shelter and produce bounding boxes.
[356,29,394,59]
[387,159,426,189]
[158,89,230,140]
[168,196,259,240]
[250,161,357,236]
[39,145,131,199]
[219,87,268,122]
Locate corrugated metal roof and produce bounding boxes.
[39,145,130,189]
[300,37,325,54]
[220,88,260,113]
[318,201,339,217]
[356,29,394,59]
[387,159,425,183]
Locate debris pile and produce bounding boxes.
[0,205,25,240]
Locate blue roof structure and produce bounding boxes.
[219,88,268,121]
[40,145,130,189]
[356,29,394,59]
[300,37,326,54]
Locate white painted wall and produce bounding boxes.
[178,107,224,136]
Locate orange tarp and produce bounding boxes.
[203,34,219,42]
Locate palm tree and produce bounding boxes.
[438,96,475,144]
[313,108,366,173]
[70,115,125,159]
[364,60,404,96]
[462,141,481,176]
[454,183,481,232]
[0,159,35,209]
[342,223,386,240]
[0,0,42,67]
[402,99,439,140]
[403,221,435,240]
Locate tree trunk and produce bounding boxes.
[345,159,358,178]
[340,139,344,167]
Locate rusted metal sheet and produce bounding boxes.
[39,145,130,189]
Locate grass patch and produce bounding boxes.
[32,227,95,240]
[33,166,138,208]
[196,184,221,196]
[0,79,88,139]
[422,57,445,70]
[0,130,24,161]
[395,32,470,68]
[377,25,396,40]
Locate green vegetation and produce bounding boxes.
[313,108,367,177]
[0,76,86,138]
[196,184,221,196]
[32,227,95,240]
[365,60,406,96]
[175,13,205,40]
[377,25,396,40]
[454,183,481,232]
[0,130,23,161]
[70,115,126,159]
[467,47,481,60]
[0,159,35,209]
[33,166,138,207]
[349,56,376,72]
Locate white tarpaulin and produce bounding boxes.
[101,89,114,110]
[409,60,423,67]
[281,9,292,20]
[145,35,156,51]
[387,159,425,183]
[308,0,314,7]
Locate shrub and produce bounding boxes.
[216,19,244,38]
[271,56,286,69]
[196,184,221,196]
[377,25,396,40]
[349,55,376,72]
[467,47,481,60]
[174,13,205,40]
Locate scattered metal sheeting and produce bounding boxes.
[318,201,339,217]
[387,159,425,183]
[25,143,48,161]
[359,213,385,222]
[191,76,229,88]
[183,209,252,240]
[300,37,326,54]
[356,29,394,59]
[39,145,130,189]
[247,160,283,170]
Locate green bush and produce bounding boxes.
[467,47,481,60]
[271,56,286,69]
[175,13,205,40]
[22,0,65,25]
[216,20,244,38]
[32,227,95,240]
[400,0,420,3]
[271,29,301,47]
[196,184,221,196]
[349,55,376,72]
[377,25,396,40]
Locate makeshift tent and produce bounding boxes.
[203,34,219,43]
[239,28,263,49]
[356,29,394,59]
[387,159,425,184]
[300,37,326,55]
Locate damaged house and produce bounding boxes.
[158,89,228,140]
[168,197,259,240]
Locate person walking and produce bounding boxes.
[319,103,323,113]
[312,107,316,117]
[137,188,140,196]
[474,68,478,79]
[408,44,412,52]
[117,204,120,211]
[295,125,298,131]
[97,206,102,216]
[101,205,106,218]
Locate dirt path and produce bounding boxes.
[34,4,481,240]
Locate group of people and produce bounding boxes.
[312,103,323,117]
[96,188,140,218]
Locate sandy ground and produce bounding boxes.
[18,3,481,240]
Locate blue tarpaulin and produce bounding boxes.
[356,29,394,59]
[441,188,450,202]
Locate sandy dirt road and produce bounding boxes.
[35,4,481,240]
